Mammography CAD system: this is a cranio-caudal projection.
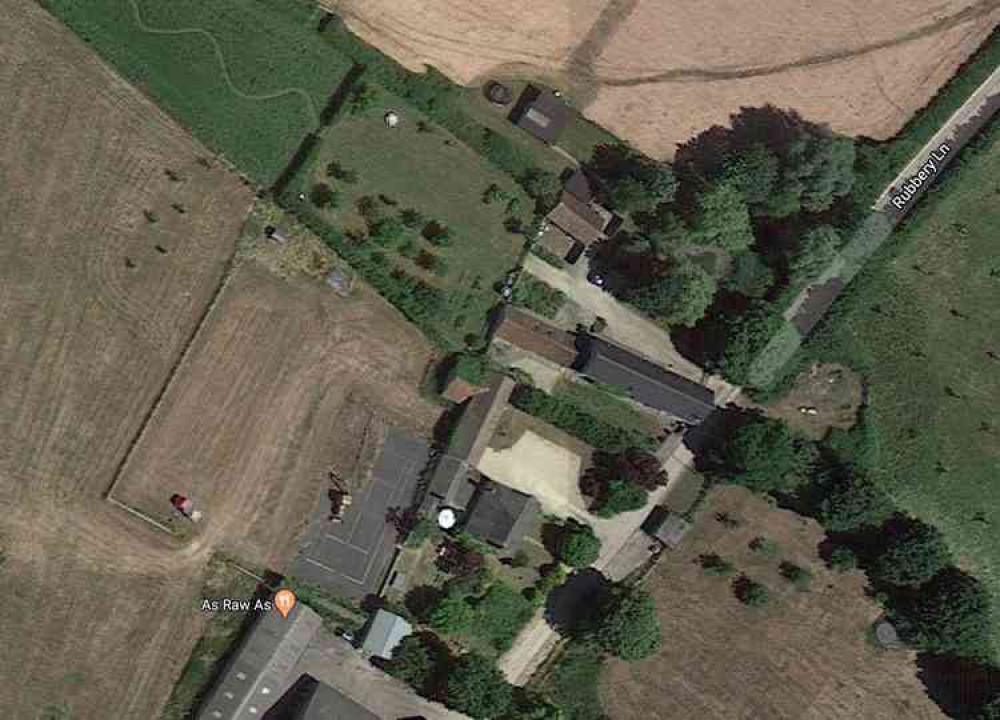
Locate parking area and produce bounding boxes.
[289,428,429,599]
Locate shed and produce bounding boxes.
[544,170,622,246]
[509,86,569,145]
[643,507,692,549]
[361,609,413,661]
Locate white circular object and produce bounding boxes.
[384,111,400,128]
[437,508,457,529]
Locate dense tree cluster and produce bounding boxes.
[555,521,602,568]
[706,415,815,494]
[596,587,662,661]
[581,448,668,517]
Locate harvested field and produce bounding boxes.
[602,486,947,720]
[0,3,252,717]
[333,0,1000,158]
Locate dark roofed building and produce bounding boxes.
[509,85,569,145]
[536,223,579,263]
[197,602,323,720]
[643,506,692,549]
[575,337,716,424]
[463,480,540,550]
[492,305,578,367]
[263,674,381,720]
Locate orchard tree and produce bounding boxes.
[872,519,952,588]
[557,521,602,568]
[445,653,514,719]
[597,587,662,661]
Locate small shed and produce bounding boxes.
[643,507,692,549]
[509,85,569,145]
[486,81,514,106]
[361,609,413,661]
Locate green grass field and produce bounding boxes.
[800,127,1000,647]
[303,88,531,347]
[42,0,354,184]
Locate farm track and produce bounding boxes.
[127,0,320,127]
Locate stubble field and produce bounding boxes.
[333,0,1000,158]
[602,487,947,720]
[0,2,440,717]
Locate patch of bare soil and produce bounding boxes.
[602,486,947,720]
[332,0,1000,158]
[764,363,864,440]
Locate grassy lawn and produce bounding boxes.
[799,127,1000,648]
[553,378,661,438]
[303,89,531,347]
[42,0,354,184]
[159,557,260,720]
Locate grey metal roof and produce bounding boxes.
[511,86,569,144]
[651,512,692,549]
[197,602,322,720]
[360,609,413,660]
[463,481,540,549]
[263,674,381,720]
[426,455,478,510]
[577,338,716,423]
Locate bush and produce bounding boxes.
[818,473,895,532]
[748,537,779,556]
[473,582,536,652]
[422,220,452,246]
[526,564,567,607]
[557,522,602,568]
[828,546,857,572]
[594,479,648,518]
[387,635,434,690]
[596,587,662,661]
[733,576,770,607]
[429,592,475,634]
[871,519,952,588]
[699,553,735,577]
[779,561,812,591]
[399,208,425,229]
[310,182,339,209]
[445,653,515,719]
[511,276,567,319]
[436,539,485,577]
[370,216,406,246]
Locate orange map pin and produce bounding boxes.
[275,589,297,618]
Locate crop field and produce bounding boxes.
[603,486,947,720]
[798,127,1000,648]
[0,2,252,717]
[332,0,1000,159]
[299,89,530,346]
[41,0,355,184]
[112,262,440,569]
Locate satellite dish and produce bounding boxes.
[437,508,457,530]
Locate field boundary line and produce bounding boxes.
[107,496,176,534]
[127,0,320,127]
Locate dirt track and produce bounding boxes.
[333,0,1000,158]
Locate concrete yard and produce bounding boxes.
[290,428,430,599]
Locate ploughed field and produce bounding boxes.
[602,487,947,720]
[331,0,1000,159]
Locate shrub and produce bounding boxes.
[370,216,406,246]
[143,209,159,223]
[748,537,779,556]
[511,276,567,319]
[387,635,434,690]
[557,522,602,568]
[699,553,735,577]
[595,479,648,518]
[828,546,857,572]
[779,561,812,591]
[422,220,452,246]
[429,592,475,634]
[818,473,895,532]
[399,208,425,229]
[871,519,952,588]
[415,250,439,271]
[733,576,770,607]
[436,539,485,577]
[325,160,358,183]
[526,564,567,607]
[596,587,662,661]
[356,196,381,222]
[310,182,338,209]
[482,183,506,204]
[473,582,536,652]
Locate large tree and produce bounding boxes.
[710,416,816,494]
[387,635,434,691]
[445,653,514,719]
[818,473,895,532]
[889,567,993,660]
[625,257,718,327]
[872,519,952,588]
[589,143,677,214]
[689,181,755,252]
[789,224,841,279]
[596,587,662,661]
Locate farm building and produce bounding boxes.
[544,169,622,248]
[509,85,569,144]
[263,674,380,720]
[574,336,716,424]
[196,601,323,720]
[536,223,580,263]
[462,479,541,550]
[361,609,413,661]
[490,305,578,367]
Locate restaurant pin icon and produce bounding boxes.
[275,589,297,618]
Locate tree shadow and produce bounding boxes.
[916,653,1000,719]
[544,568,613,635]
